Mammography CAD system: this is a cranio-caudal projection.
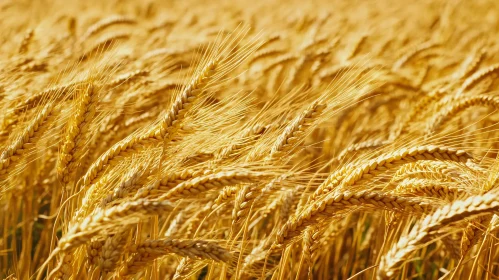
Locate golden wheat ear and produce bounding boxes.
[379,191,499,279]
[79,26,261,189]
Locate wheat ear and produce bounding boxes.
[157,171,270,200]
[57,83,98,184]
[86,240,104,266]
[276,190,432,246]
[119,239,231,277]
[105,69,149,89]
[336,139,390,162]
[100,161,150,207]
[58,200,173,252]
[172,258,207,280]
[393,41,438,69]
[0,104,56,181]
[18,29,34,54]
[212,186,239,208]
[390,161,464,184]
[81,60,218,188]
[456,64,499,95]
[98,226,131,273]
[79,32,130,61]
[394,178,463,201]
[267,101,327,161]
[312,146,472,201]
[378,191,499,279]
[454,47,486,79]
[81,15,137,42]
[426,95,499,135]
[460,215,491,257]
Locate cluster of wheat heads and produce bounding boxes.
[2,0,499,279]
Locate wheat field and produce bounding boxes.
[2,0,499,279]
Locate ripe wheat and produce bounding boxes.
[2,1,499,279]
